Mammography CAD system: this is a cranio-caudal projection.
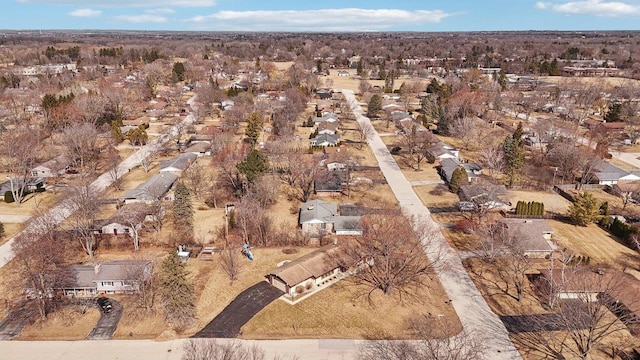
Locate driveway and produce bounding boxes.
[0,302,38,340]
[342,89,522,360]
[193,282,284,338]
[86,298,123,340]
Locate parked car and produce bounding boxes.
[96,297,113,313]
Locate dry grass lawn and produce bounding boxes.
[550,220,640,271]
[414,184,459,208]
[19,307,101,340]
[508,190,572,214]
[242,279,461,340]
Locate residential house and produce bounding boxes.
[184,142,211,157]
[159,153,198,174]
[337,70,350,77]
[122,173,178,204]
[59,260,153,298]
[317,121,339,135]
[266,242,352,297]
[220,99,234,111]
[94,203,161,237]
[316,89,332,99]
[30,155,72,178]
[458,184,509,210]
[313,112,339,126]
[593,162,640,185]
[310,133,340,147]
[427,142,460,162]
[314,171,348,197]
[299,199,362,236]
[438,158,482,184]
[499,219,555,258]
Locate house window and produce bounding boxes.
[320,223,326,230]
[102,281,114,286]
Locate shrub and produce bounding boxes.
[305,282,313,290]
[4,191,14,203]
[295,285,304,294]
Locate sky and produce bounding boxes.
[2,0,640,32]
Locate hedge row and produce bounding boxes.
[515,201,545,216]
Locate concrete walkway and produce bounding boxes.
[0,98,198,269]
[342,89,522,360]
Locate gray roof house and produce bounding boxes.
[30,154,72,178]
[310,133,340,147]
[299,199,362,237]
[593,162,640,185]
[439,158,482,183]
[159,153,198,173]
[59,260,153,298]
[313,112,339,125]
[458,184,509,210]
[123,173,178,204]
[427,142,459,161]
[499,219,555,258]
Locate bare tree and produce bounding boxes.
[518,267,640,360]
[182,162,208,200]
[106,147,124,191]
[481,146,504,176]
[448,117,479,150]
[342,212,442,297]
[356,121,375,150]
[124,259,156,312]
[60,122,100,173]
[399,124,439,170]
[141,62,166,99]
[12,211,71,320]
[67,181,101,259]
[359,316,482,360]
[182,339,298,360]
[1,126,42,204]
[219,245,242,282]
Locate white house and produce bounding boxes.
[593,162,640,185]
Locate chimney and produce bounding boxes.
[308,204,315,211]
[94,263,101,274]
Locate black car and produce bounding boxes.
[96,297,113,313]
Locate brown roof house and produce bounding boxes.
[458,184,509,211]
[498,219,555,258]
[58,260,152,298]
[266,242,352,298]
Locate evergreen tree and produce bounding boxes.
[367,94,382,118]
[245,112,262,147]
[356,60,364,76]
[449,167,468,193]
[604,102,623,122]
[110,121,124,143]
[236,149,268,184]
[173,182,194,241]
[569,192,601,226]
[173,182,194,222]
[503,134,525,187]
[158,251,195,328]
[171,62,185,83]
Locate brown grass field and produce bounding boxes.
[19,307,101,340]
[242,278,461,340]
[549,220,640,272]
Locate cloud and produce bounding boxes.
[17,0,214,7]
[115,14,167,23]
[187,8,452,31]
[145,8,175,15]
[536,0,640,16]
[69,8,101,17]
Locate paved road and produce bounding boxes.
[342,89,522,360]
[0,214,31,223]
[86,298,123,340]
[0,98,198,269]
[1,338,361,360]
[193,282,284,338]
